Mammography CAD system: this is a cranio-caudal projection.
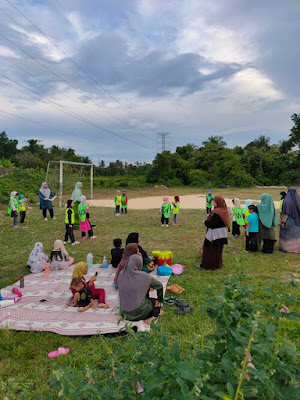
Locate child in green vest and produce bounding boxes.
[231,198,245,238]
[279,191,286,212]
[64,200,79,245]
[172,195,180,225]
[18,194,27,224]
[161,195,171,227]
[114,190,122,216]
[206,189,213,215]
[78,195,97,239]
[7,191,19,228]
[121,190,128,214]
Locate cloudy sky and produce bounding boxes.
[0,0,299,163]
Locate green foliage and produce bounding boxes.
[0,131,18,159]
[49,276,300,400]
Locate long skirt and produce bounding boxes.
[201,242,224,270]
[257,221,276,254]
[279,216,300,254]
[73,201,80,229]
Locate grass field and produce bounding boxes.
[0,187,299,398]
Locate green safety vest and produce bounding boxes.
[65,208,75,224]
[115,195,122,206]
[232,206,245,225]
[7,198,19,215]
[121,195,127,208]
[206,194,213,208]
[18,199,26,211]
[173,202,180,214]
[78,203,88,222]
[162,202,171,218]
[279,199,284,212]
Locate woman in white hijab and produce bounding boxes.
[27,242,49,274]
[49,240,74,271]
[39,182,56,221]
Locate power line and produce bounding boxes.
[156,132,171,153]
[4,0,151,132]
[0,73,153,150]
[0,9,154,142]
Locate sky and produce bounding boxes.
[0,0,299,164]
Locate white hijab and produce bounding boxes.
[10,191,18,199]
[39,182,51,198]
[80,195,87,205]
[53,239,69,257]
[28,242,49,274]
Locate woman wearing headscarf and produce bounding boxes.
[117,254,164,325]
[279,187,300,253]
[71,182,83,229]
[70,262,108,308]
[125,232,154,270]
[39,182,56,220]
[114,243,139,283]
[257,193,277,254]
[27,242,49,273]
[49,240,74,270]
[197,196,230,270]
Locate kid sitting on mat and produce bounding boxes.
[69,262,109,308]
[111,238,124,268]
[69,277,95,312]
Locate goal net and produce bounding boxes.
[45,161,93,206]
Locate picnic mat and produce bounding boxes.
[0,265,170,336]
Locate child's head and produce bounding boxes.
[18,194,25,201]
[163,195,169,203]
[71,277,84,292]
[174,195,180,202]
[113,238,122,248]
[67,199,74,208]
[248,205,257,213]
[208,189,212,194]
[117,190,120,194]
[280,191,287,200]
[122,189,127,194]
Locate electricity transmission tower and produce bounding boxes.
[156,132,171,153]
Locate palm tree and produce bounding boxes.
[202,135,227,147]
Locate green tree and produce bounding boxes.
[0,131,18,159]
[202,135,227,147]
[289,113,300,148]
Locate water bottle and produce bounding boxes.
[44,264,50,279]
[87,253,93,268]
[102,256,108,268]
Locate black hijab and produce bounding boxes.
[125,232,148,261]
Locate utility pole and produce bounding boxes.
[156,132,171,153]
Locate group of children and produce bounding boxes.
[64,196,97,245]
[7,191,28,227]
[114,189,128,215]
[161,195,180,226]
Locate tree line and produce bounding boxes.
[1,113,300,187]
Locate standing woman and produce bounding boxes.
[257,193,277,254]
[71,182,83,229]
[197,196,230,270]
[279,187,300,253]
[39,182,56,220]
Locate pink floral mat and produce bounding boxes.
[0,265,170,336]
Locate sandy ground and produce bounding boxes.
[90,195,280,210]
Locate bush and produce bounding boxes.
[49,275,300,400]
[189,169,214,187]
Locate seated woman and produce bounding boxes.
[27,242,49,274]
[114,243,139,283]
[117,254,164,325]
[126,232,153,268]
[69,262,108,308]
[50,240,74,271]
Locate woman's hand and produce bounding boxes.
[202,219,206,224]
[155,300,162,308]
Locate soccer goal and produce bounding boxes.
[45,160,94,206]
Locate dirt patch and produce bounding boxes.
[90,195,280,210]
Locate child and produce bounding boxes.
[64,200,79,245]
[231,198,245,238]
[111,238,124,268]
[27,242,49,273]
[69,277,95,312]
[161,195,171,227]
[243,199,252,235]
[172,195,180,225]
[114,190,122,216]
[7,191,19,228]
[78,195,97,239]
[121,190,128,214]
[70,262,109,308]
[18,194,27,224]
[50,240,74,271]
[279,191,286,212]
[206,189,213,215]
[245,205,259,252]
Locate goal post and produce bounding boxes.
[45,160,94,206]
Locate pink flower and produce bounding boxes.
[110,371,116,379]
[137,382,144,394]
[245,362,256,381]
[280,305,290,314]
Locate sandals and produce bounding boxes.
[167,284,185,294]
[174,299,194,315]
[164,295,177,305]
